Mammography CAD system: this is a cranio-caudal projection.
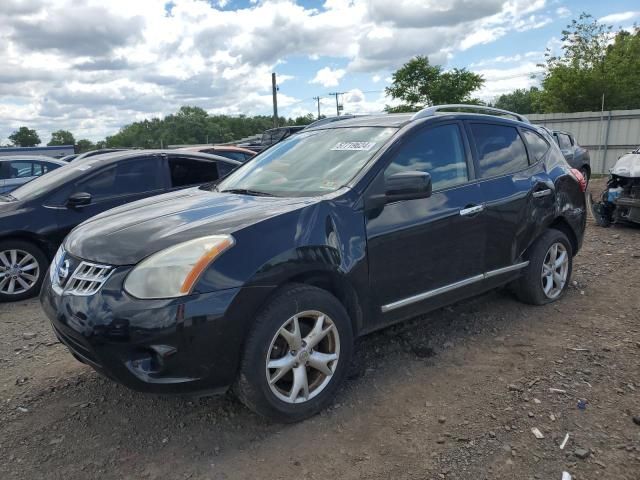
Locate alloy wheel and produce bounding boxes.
[265,310,340,404]
[0,249,40,296]
[541,242,568,299]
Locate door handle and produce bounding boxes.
[460,205,484,216]
[532,189,552,198]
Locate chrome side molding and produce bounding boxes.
[381,261,529,313]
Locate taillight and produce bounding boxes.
[570,168,587,192]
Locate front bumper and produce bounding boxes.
[40,264,273,395]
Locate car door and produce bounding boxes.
[467,122,553,277]
[365,121,486,325]
[46,155,168,244]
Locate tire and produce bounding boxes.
[513,229,573,306]
[234,284,353,422]
[0,240,48,302]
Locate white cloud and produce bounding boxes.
[599,11,640,24]
[474,61,544,101]
[556,7,570,18]
[309,67,346,87]
[0,0,554,142]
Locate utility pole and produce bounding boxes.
[271,72,279,128]
[328,92,345,116]
[313,96,322,119]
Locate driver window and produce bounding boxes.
[385,124,468,191]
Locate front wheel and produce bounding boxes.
[513,229,573,305]
[0,240,48,302]
[234,284,353,422]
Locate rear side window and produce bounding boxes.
[470,124,529,178]
[385,123,468,191]
[522,129,550,162]
[169,156,218,187]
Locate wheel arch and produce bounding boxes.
[547,217,579,256]
[0,232,53,259]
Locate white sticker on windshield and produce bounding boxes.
[331,142,376,151]
[74,165,93,171]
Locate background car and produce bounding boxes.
[59,154,79,162]
[238,126,306,152]
[178,145,256,163]
[0,150,240,301]
[0,156,66,194]
[539,127,591,184]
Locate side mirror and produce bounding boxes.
[67,192,92,208]
[385,171,432,202]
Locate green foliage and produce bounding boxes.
[540,13,640,112]
[385,56,485,112]
[76,139,95,153]
[105,105,308,148]
[9,127,40,147]
[47,130,75,146]
[493,87,544,114]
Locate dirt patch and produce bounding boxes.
[1,178,638,479]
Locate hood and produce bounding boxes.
[65,187,317,265]
[612,153,640,178]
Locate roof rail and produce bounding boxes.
[411,104,529,123]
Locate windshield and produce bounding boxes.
[217,127,397,197]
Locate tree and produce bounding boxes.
[385,56,484,112]
[47,130,75,146]
[9,127,40,147]
[76,139,95,153]
[493,87,544,114]
[540,13,640,112]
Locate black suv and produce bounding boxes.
[0,150,239,301]
[41,105,586,422]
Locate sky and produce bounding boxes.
[0,0,639,144]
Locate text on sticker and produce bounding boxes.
[331,142,376,151]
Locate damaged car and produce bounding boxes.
[591,147,640,226]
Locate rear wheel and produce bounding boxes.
[514,229,573,305]
[234,284,353,422]
[0,240,48,302]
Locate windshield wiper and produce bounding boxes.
[220,188,275,197]
[0,193,16,201]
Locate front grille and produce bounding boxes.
[64,261,114,296]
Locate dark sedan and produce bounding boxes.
[0,150,240,301]
[41,106,586,422]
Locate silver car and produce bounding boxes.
[0,156,66,194]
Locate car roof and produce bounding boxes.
[74,149,241,166]
[178,145,255,155]
[307,111,532,130]
[0,155,66,164]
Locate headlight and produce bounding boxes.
[124,235,235,299]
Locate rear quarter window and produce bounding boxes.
[522,129,550,162]
[470,123,529,178]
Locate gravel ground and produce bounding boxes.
[1,178,639,480]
